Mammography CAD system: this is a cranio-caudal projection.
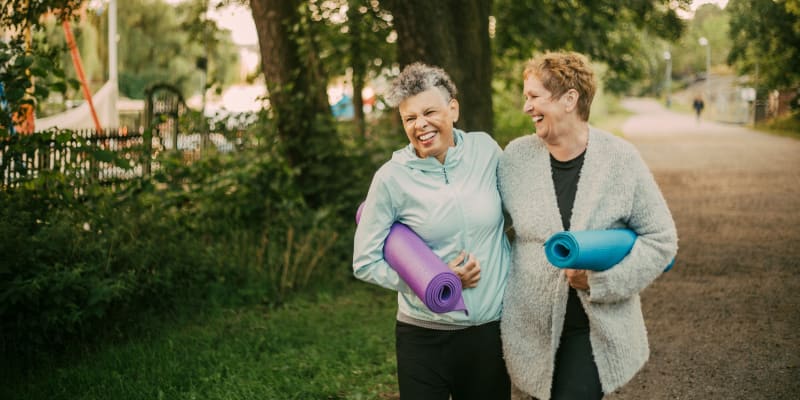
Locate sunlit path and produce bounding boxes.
[620,97,800,172]
[606,97,800,399]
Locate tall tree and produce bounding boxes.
[344,0,394,136]
[298,0,394,137]
[727,0,800,92]
[347,0,366,135]
[250,0,344,207]
[666,4,730,79]
[385,0,494,133]
[493,0,688,94]
[113,0,238,99]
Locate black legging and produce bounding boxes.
[551,288,604,400]
[395,320,511,400]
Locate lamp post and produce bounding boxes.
[663,50,672,108]
[698,37,711,96]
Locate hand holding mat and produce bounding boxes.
[544,229,675,272]
[356,203,467,314]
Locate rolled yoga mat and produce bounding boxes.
[544,229,675,272]
[356,203,467,314]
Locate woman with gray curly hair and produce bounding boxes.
[353,62,512,399]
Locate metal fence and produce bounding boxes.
[1,126,241,189]
[0,84,239,189]
[1,128,148,188]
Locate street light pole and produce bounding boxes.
[698,37,711,97]
[108,0,119,128]
[663,50,672,108]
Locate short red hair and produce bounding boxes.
[523,51,596,121]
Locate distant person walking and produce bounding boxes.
[692,96,705,122]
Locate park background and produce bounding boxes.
[1,0,799,399]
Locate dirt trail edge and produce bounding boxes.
[603,98,800,399]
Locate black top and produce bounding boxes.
[551,151,585,232]
[550,150,590,336]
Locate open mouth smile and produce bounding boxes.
[418,131,437,143]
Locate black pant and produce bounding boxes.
[395,320,511,400]
[550,288,603,400]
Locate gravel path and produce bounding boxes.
[606,98,800,399]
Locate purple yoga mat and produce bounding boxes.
[356,203,467,314]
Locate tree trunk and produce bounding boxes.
[348,1,366,137]
[386,0,493,134]
[250,0,341,207]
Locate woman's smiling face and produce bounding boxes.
[398,88,459,164]
[523,75,567,140]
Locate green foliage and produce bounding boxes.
[1,0,239,121]
[177,0,242,94]
[492,0,690,94]
[727,0,800,91]
[114,0,239,99]
[757,110,800,140]
[0,173,125,351]
[34,0,241,102]
[492,59,532,147]
[143,144,355,303]
[0,109,395,355]
[0,0,84,32]
[307,0,395,79]
[2,126,174,345]
[636,3,731,98]
[688,4,731,74]
[0,32,74,131]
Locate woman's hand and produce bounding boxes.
[448,251,481,288]
[565,269,590,290]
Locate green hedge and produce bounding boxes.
[0,140,369,355]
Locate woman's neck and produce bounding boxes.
[546,122,589,161]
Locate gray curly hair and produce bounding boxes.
[385,62,458,108]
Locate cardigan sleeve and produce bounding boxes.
[587,150,679,303]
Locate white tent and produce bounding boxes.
[34,0,120,131]
[34,80,119,130]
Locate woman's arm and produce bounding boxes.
[587,153,679,303]
[352,175,413,294]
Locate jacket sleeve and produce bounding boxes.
[352,172,414,294]
[587,152,679,303]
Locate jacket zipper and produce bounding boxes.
[443,165,469,257]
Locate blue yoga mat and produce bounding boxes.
[544,229,675,272]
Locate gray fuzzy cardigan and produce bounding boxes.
[498,127,678,399]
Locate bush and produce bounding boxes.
[1,179,127,351]
[0,148,350,356]
[760,110,800,139]
[0,99,408,357]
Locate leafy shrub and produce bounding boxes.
[0,101,407,357]
[0,137,374,356]
[0,177,126,351]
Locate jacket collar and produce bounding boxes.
[391,128,465,171]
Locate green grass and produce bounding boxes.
[2,283,400,400]
[755,112,800,140]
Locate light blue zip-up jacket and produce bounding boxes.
[353,129,511,326]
